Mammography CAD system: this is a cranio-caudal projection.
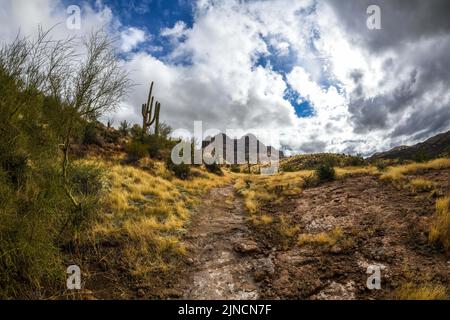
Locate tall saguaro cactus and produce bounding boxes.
[141,81,161,138]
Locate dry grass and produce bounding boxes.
[234,171,313,216]
[335,166,378,178]
[277,215,300,238]
[395,283,448,300]
[79,157,229,277]
[380,158,450,182]
[408,178,435,193]
[298,227,344,246]
[248,214,274,226]
[429,196,450,252]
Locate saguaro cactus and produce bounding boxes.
[141,81,161,137]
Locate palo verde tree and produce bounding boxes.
[52,31,131,208]
[1,28,131,209]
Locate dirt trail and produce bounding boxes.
[175,173,449,300]
[179,185,264,300]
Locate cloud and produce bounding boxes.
[1,0,450,156]
[312,0,450,152]
[120,27,146,52]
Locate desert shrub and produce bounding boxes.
[165,158,191,180]
[83,122,104,146]
[280,163,299,172]
[375,160,388,171]
[204,162,223,175]
[103,128,121,144]
[0,164,70,298]
[315,163,336,182]
[0,150,28,188]
[144,134,177,160]
[68,162,106,198]
[345,155,366,166]
[302,173,319,188]
[230,164,241,173]
[130,124,143,139]
[119,120,130,136]
[413,150,430,163]
[125,141,149,161]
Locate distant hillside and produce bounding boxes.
[369,130,450,161]
[280,153,365,172]
[202,133,284,164]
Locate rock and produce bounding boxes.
[137,289,145,297]
[329,245,343,254]
[99,260,108,271]
[253,257,275,281]
[234,240,260,254]
[81,289,96,300]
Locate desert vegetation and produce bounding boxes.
[0,27,448,301]
[0,29,228,299]
[229,154,449,300]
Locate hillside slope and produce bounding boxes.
[369,130,450,161]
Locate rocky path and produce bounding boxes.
[179,185,265,300]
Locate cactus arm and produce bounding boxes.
[146,82,153,110]
[154,102,160,135]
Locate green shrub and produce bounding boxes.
[230,164,241,173]
[125,141,149,161]
[83,122,104,146]
[345,155,366,166]
[103,128,121,144]
[302,174,319,188]
[413,150,430,163]
[165,158,191,180]
[141,134,178,160]
[130,124,143,139]
[0,151,28,188]
[0,166,67,298]
[204,162,223,175]
[119,120,130,136]
[375,160,387,171]
[281,163,297,172]
[316,163,336,182]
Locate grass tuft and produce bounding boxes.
[395,283,448,300]
[298,227,344,247]
[429,196,450,252]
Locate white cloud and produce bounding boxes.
[2,0,449,156]
[120,27,146,52]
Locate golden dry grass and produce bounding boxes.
[298,227,344,246]
[380,158,450,182]
[429,196,450,252]
[234,170,313,217]
[77,157,230,276]
[395,283,448,300]
[277,215,300,238]
[248,214,274,226]
[335,166,378,178]
[408,178,435,193]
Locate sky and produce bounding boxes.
[1,0,450,156]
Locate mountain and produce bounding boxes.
[369,130,450,161]
[202,133,284,165]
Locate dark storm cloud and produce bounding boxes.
[349,67,419,133]
[325,0,450,141]
[391,101,450,139]
[326,0,450,51]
